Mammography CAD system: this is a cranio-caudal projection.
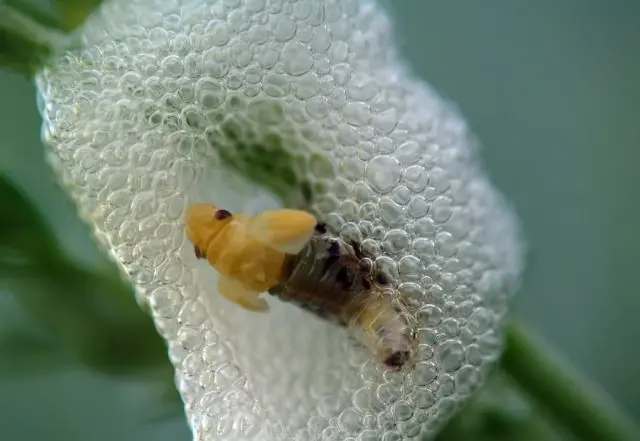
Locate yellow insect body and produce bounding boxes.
[185,203,317,311]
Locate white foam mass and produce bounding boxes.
[35,0,525,440]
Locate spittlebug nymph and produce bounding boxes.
[185,203,416,371]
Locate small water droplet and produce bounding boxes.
[310,26,331,53]
[383,229,410,254]
[366,155,401,194]
[396,140,422,165]
[282,41,313,75]
[205,20,230,46]
[343,102,371,126]
[274,16,296,41]
[466,307,493,335]
[412,361,438,386]
[305,96,330,119]
[437,340,465,372]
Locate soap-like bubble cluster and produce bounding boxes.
[35,0,524,440]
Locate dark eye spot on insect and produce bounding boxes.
[214,209,232,220]
[322,242,341,271]
[349,240,364,258]
[323,255,339,272]
[328,241,340,257]
[384,351,410,369]
[375,272,391,286]
[194,245,206,259]
[337,267,356,290]
[358,259,373,273]
[315,222,327,234]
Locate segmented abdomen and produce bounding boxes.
[267,234,371,327]
[267,232,417,370]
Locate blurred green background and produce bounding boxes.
[0,0,638,440]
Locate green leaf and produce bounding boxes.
[0,0,105,76]
[0,174,180,418]
[0,26,54,77]
[0,174,61,264]
[53,0,105,31]
[0,174,172,380]
[2,255,170,378]
[3,0,67,31]
[434,372,564,441]
[502,321,640,441]
[0,327,73,377]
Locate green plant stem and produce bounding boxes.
[0,0,105,76]
[0,4,65,76]
[502,320,639,441]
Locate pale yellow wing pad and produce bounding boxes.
[247,209,317,255]
[217,274,269,312]
[207,219,247,272]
